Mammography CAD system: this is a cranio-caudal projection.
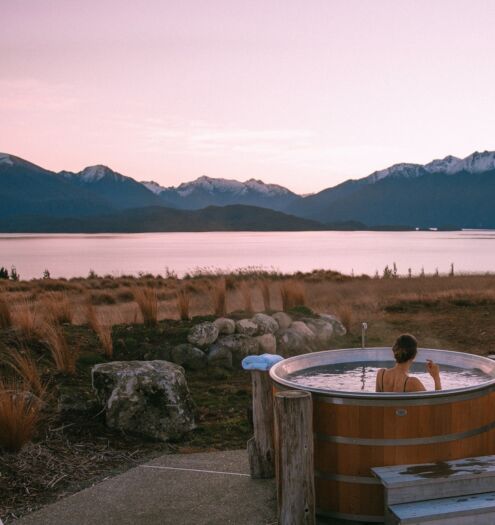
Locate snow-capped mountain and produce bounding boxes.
[139,175,300,211]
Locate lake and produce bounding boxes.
[1,230,495,280]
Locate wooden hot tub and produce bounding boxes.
[269,347,495,523]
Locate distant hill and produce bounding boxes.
[0,204,327,233]
[141,175,301,211]
[287,151,495,228]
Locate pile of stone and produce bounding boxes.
[170,312,346,371]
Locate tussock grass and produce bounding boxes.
[133,287,158,326]
[95,324,113,358]
[260,280,271,311]
[213,279,227,317]
[42,292,73,324]
[176,288,190,320]
[337,305,353,334]
[42,322,78,375]
[0,379,42,452]
[280,280,306,311]
[0,295,12,329]
[2,348,47,399]
[12,301,38,339]
[239,281,253,314]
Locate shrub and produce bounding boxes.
[90,292,116,305]
[134,287,158,326]
[0,296,12,329]
[213,279,227,317]
[176,288,190,320]
[42,323,78,375]
[0,379,42,452]
[280,280,306,311]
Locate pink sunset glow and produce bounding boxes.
[1,0,495,193]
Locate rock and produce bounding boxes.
[213,317,236,335]
[272,312,292,330]
[255,333,277,354]
[207,345,233,369]
[171,344,207,370]
[290,321,317,341]
[251,313,279,335]
[211,334,260,366]
[276,329,311,358]
[187,322,219,347]
[319,314,347,336]
[235,319,258,336]
[302,318,334,347]
[92,360,195,441]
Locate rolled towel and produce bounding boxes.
[242,353,284,371]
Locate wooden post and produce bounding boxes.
[274,390,315,525]
[247,370,275,478]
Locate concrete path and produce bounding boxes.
[15,450,277,525]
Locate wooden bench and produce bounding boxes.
[372,455,495,524]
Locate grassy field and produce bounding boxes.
[2,269,495,521]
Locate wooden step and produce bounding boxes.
[371,455,495,505]
[388,491,495,525]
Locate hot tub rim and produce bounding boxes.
[269,347,495,400]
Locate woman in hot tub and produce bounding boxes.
[376,334,442,392]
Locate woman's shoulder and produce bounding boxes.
[405,376,426,392]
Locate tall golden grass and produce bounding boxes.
[213,279,227,317]
[2,348,47,399]
[239,281,253,314]
[337,305,353,334]
[13,301,38,339]
[0,379,42,452]
[42,323,78,375]
[85,299,99,332]
[85,299,113,357]
[134,287,158,326]
[280,280,306,311]
[42,292,73,324]
[0,296,12,328]
[260,280,271,311]
[176,288,190,320]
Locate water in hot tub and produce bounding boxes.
[287,361,493,392]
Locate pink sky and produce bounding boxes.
[1,0,495,193]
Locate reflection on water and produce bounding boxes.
[288,361,492,392]
[1,230,495,279]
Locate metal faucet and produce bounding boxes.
[361,322,368,349]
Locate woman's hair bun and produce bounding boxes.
[392,334,418,363]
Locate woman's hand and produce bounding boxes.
[426,359,440,378]
[426,359,442,390]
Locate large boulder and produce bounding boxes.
[235,319,258,336]
[92,360,195,442]
[188,322,219,347]
[290,321,317,342]
[319,314,347,336]
[276,329,311,358]
[251,313,279,335]
[255,333,277,354]
[213,317,236,335]
[171,344,207,370]
[302,318,334,347]
[272,312,292,330]
[210,334,260,366]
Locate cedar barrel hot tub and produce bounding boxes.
[269,347,495,523]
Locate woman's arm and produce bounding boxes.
[426,360,442,390]
[405,377,426,392]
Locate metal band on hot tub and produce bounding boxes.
[315,510,383,523]
[315,418,495,446]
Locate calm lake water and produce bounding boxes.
[1,230,495,280]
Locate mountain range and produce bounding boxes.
[1,150,495,231]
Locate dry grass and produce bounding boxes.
[85,299,99,332]
[42,322,78,375]
[337,305,354,334]
[239,281,253,314]
[12,301,38,339]
[280,280,306,311]
[260,280,271,311]
[95,324,113,358]
[134,287,158,326]
[41,292,73,324]
[0,378,42,452]
[176,288,190,320]
[0,295,12,329]
[2,348,47,399]
[213,279,227,317]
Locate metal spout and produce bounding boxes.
[361,322,368,349]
